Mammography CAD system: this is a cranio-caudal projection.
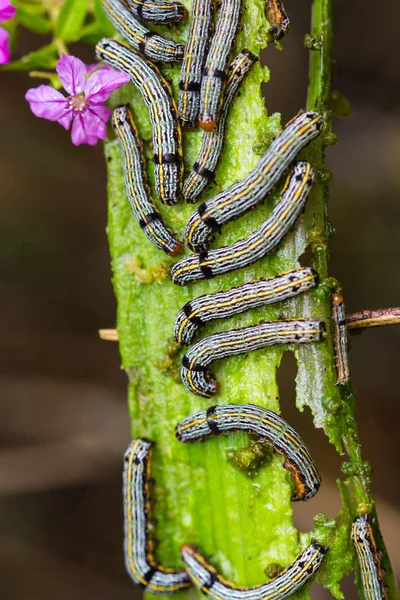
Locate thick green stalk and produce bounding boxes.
[105,0,398,597]
[304,1,398,598]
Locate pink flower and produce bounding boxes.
[25,54,130,146]
[0,0,16,65]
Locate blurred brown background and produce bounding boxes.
[1,0,399,597]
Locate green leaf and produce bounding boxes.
[15,2,48,15]
[2,43,58,71]
[93,0,114,37]
[17,9,52,34]
[1,17,18,49]
[55,0,89,42]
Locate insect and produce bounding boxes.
[174,266,318,345]
[266,0,290,40]
[332,289,350,385]
[351,514,387,600]
[112,106,183,256]
[172,162,314,285]
[175,403,322,500]
[178,0,215,128]
[101,0,184,62]
[198,0,242,131]
[183,50,258,202]
[185,111,323,252]
[123,439,191,593]
[126,0,187,24]
[180,319,326,397]
[181,541,328,599]
[96,38,183,205]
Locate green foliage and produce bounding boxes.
[2,0,114,72]
[55,0,89,41]
[2,42,58,70]
[16,2,52,34]
[1,9,18,47]
[93,0,115,37]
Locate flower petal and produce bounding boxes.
[56,53,87,96]
[86,103,110,137]
[25,85,71,125]
[57,111,74,131]
[71,113,103,146]
[85,67,130,102]
[0,26,10,64]
[87,102,111,123]
[0,0,16,21]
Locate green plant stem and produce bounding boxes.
[28,70,55,79]
[53,37,68,56]
[304,0,398,598]
[104,0,398,598]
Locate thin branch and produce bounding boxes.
[346,308,400,330]
[98,307,400,343]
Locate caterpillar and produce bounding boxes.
[172,162,314,286]
[266,0,290,41]
[175,403,321,500]
[174,266,318,345]
[101,0,184,62]
[123,439,191,593]
[181,541,328,599]
[198,0,242,131]
[183,49,258,202]
[178,0,215,128]
[351,514,387,600]
[332,290,350,385]
[96,38,183,205]
[185,111,323,252]
[112,106,183,256]
[126,0,187,23]
[180,319,326,397]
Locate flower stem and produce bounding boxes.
[29,70,56,79]
[53,37,68,57]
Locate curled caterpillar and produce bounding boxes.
[123,439,191,593]
[266,0,290,41]
[332,289,350,385]
[126,0,187,23]
[181,541,328,600]
[101,0,184,62]
[351,514,388,600]
[198,0,243,130]
[172,161,314,286]
[175,403,321,500]
[178,0,215,128]
[174,267,318,345]
[185,111,323,252]
[180,319,326,397]
[183,49,258,202]
[96,38,183,205]
[112,106,183,256]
